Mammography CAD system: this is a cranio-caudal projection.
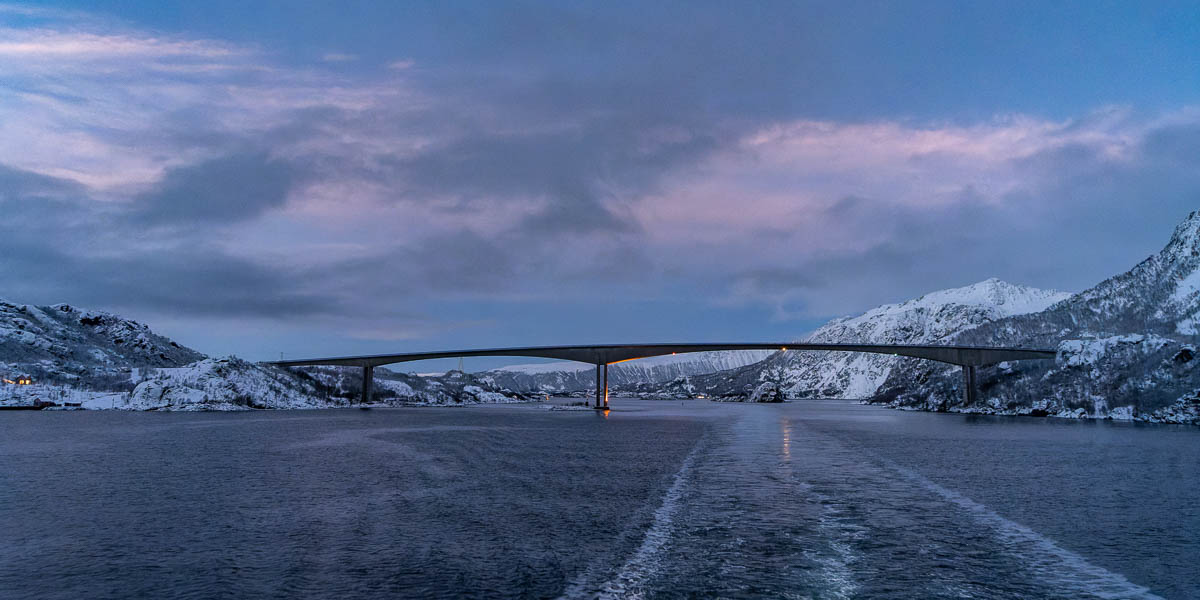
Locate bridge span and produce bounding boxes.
[272,343,1057,409]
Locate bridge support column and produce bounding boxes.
[603,363,609,409]
[961,365,978,406]
[361,365,374,405]
[594,363,609,409]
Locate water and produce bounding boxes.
[1,400,1197,599]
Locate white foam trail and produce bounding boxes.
[808,498,863,600]
[560,440,703,600]
[886,462,1163,600]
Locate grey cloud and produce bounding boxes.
[130,151,300,224]
[400,231,519,294]
[391,116,721,236]
[1141,123,1200,166]
[0,162,337,318]
[290,230,521,302]
[419,2,834,121]
[520,197,637,235]
[729,267,825,296]
[0,233,341,319]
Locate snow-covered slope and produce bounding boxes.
[125,357,333,411]
[692,278,1069,400]
[874,211,1200,423]
[479,350,773,392]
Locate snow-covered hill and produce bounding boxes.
[113,361,533,411]
[874,211,1200,423]
[688,278,1069,401]
[296,366,533,407]
[0,300,530,410]
[0,301,205,386]
[124,358,334,411]
[478,349,773,392]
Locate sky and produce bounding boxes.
[2,1,1199,370]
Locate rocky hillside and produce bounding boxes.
[678,279,1068,401]
[0,301,204,386]
[873,211,1200,423]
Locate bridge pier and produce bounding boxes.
[961,365,978,406]
[361,365,374,405]
[594,363,609,409]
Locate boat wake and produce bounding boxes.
[885,462,1163,600]
[559,437,705,600]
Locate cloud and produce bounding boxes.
[388,116,721,238]
[129,151,301,224]
[0,29,238,59]
[322,52,358,62]
[1,237,342,319]
[705,115,1200,317]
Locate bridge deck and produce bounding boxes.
[271,342,1057,369]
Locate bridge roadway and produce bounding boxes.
[273,343,1057,409]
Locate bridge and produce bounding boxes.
[272,343,1057,409]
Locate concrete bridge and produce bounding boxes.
[272,343,1057,409]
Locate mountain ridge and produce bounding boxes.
[872,210,1200,422]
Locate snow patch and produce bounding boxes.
[1057,335,1171,368]
[1171,266,1200,305]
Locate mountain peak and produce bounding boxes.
[805,278,1070,350]
[871,278,1071,322]
[1169,209,1200,244]
[1161,210,1200,268]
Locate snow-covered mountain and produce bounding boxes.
[874,211,1200,423]
[686,278,1069,401]
[477,350,773,392]
[0,301,204,385]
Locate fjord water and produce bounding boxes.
[1,401,1197,599]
